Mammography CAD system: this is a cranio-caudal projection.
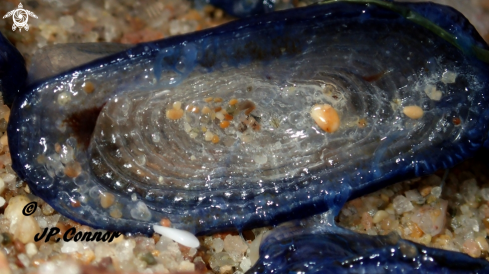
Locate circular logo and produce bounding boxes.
[13,10,28,28]
[22,201,37,216]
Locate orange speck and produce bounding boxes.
[214,97,223,103]
[64,161,82,178]
[152,250,161,257]
[160,218,171,227]
[204,97,213,103]
[71,199,81,208]
[220,121,230,128]
[152,234,161,245]
[212,135,220,144]
[229,98,238,106]
[358,118,367,128]
[202,106,211,115]
[224,114,233,120]
[310,104,340,133]
[453,117,461,125]
[214,106,222,112]
[83,81,95,93]
[166,108,184,120]
[403,105,424,119]
[100,192,115,209]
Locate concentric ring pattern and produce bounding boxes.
[8,1,489,234]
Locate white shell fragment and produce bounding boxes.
[153,224,200,248]
[424,84,442,101]
[441,71,457,84]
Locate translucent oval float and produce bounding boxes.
[8,0,489,238]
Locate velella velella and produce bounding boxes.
[6,0,489,271]
[249,215,489,273]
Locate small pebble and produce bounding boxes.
[25,243,38,258]
[59,15,75,30]
[463,239,482,258]
[220,265,233,274]
[240,257,251,272]
[42,204,55,216]
[373,210,389,224]
[17,253,30,268]
[0,135,7,147]
[178,261,195,272]
[4,196,42,244]
[420,186,432,197]
[205,131,214,141]
[393,195,414,214]
[212,238,224,252]
[223,235,248,255]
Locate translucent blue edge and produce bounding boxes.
[249,224,489,273]
[0,32,27,106]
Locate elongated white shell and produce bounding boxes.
[153,225,200,248]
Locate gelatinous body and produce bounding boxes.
[0,32,27,106]
[250,219,489,273]
[8,0,489,244]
